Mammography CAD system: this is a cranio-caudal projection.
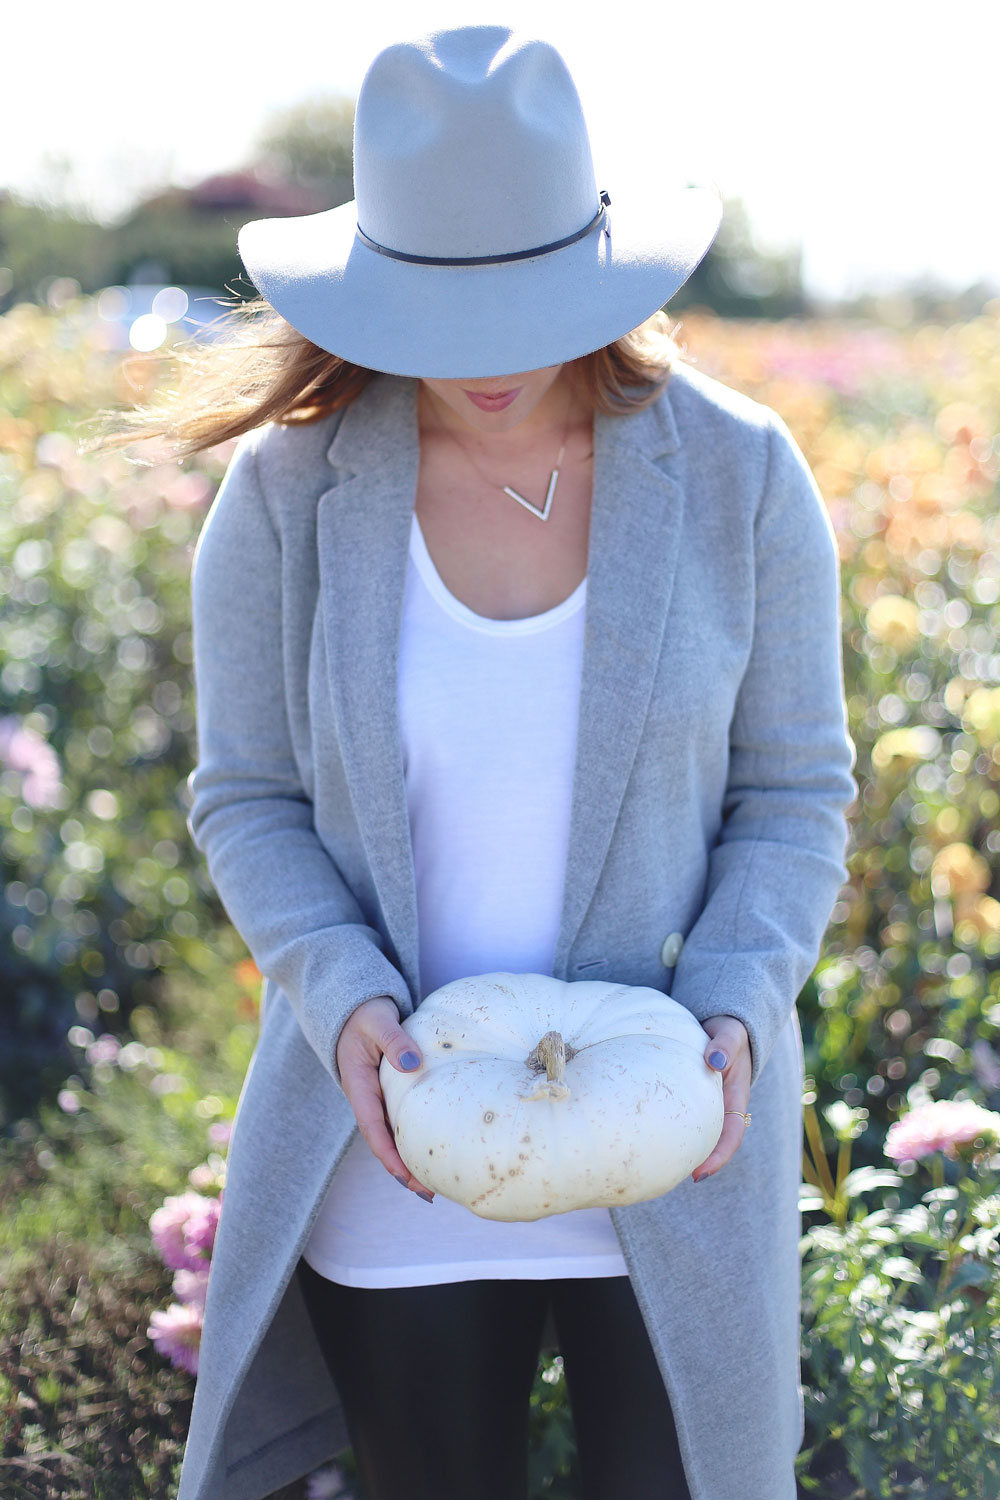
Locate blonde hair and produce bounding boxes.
[78,296,689,462]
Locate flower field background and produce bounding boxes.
[1,296,999,1498]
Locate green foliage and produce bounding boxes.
[0,300,248,1127]
[0,193,115,305]
[253,96,356,208]
[796,1092,1000,1495]
[528,1352,579,1497]
[0,968,252,1498]
[1,969,256,1271]
[676,196,809,318]
[0,1234,192,1499]
[103,195,248,302]
[798,1173,1000,1496]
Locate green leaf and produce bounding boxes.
[945,1259,993,1292]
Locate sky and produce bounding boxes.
[7,0,997,304]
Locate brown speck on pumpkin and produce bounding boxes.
[484,1110,494,1123]
[428,1148,433,1154]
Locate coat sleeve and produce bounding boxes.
[185,428,415,1098]
[668,409,858,1089]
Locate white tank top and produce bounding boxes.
[301,511,629,1285]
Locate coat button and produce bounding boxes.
[660,932,684,967]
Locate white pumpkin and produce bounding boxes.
[378,972,724,1222]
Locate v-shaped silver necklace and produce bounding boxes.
[501,444,567,521]
[434,390,574,522]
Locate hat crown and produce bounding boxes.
[353,26,599,260]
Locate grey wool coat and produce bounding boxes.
[175,362,857,1500]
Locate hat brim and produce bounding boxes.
[237,179,723,380]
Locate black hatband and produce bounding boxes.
[356,190,611,266]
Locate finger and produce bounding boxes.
[340,1039,435,1200]
[379,1095,435,1200]
[703,1033,748,1078]
[375,1029,436,1197]
[340,1055,428,1194]
[692,1113,749,1181]
[345,1059,410,1176]
[377,1015,424,1077]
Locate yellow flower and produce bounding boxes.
[866,594,921,649]
[932,843,991,896]
[963,687,1000,749]
[871,726,940,770]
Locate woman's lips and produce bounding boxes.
[463,387,523,411]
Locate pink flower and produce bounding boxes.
[172,1266,211,1314]
[148,1301,202,1377]
[150,1190,222,1271]
[0,715,63,809]
[86,1033,122,1065]
[207,1120,233,1147]
[57,1089,81,1113]
[760,329,908,398]
[186,1193,222,1256]
[160,471,214,509]
[188,1159,225,1192]
[885,1099,1000,1164]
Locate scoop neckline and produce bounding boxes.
[409,511,586,636]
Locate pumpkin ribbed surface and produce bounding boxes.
[379,972,724,1222]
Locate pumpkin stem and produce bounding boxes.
[536,1030,566,1080]
[518,1030,575,1102]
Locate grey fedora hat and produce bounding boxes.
[237,24,723,379]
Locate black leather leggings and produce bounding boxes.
[295,1255,693,1500]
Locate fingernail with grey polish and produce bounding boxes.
[400,1051,421,1070]
[709,1050,728,1069]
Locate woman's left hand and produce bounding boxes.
[691,1016,752,1183]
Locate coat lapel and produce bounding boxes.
[554,396,684,977]
[315,371,685,1001]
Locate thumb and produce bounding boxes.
[388,1029,422,1073]
[702,1016,745,1072]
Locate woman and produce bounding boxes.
[88,24,857,1500]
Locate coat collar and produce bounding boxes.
[316,372,685,1000]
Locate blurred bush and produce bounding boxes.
[0,963,256,1498]
[0,299,247,1130]
[679,307,1000,1146]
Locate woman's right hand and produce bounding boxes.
[335,996,435,1202]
